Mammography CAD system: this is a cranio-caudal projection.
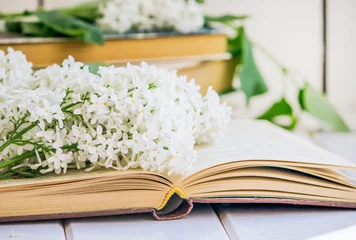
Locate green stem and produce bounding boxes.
[0,122,38,152]
[252,41,286,69]
[0,2,100,21]
[252,41,301,88]
[289,68,310,83]
[0,151,35,169]
[62,101,83,111]
[63,144,77,150]
[13,122,38,139]
[13,140,51,153]
[0,144,77,177]
[0,143,78,181]
[9,113,29,139]
[0,11,39,20]
[0,171,16,180]
[19,170,35,178]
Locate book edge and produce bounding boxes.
[191,197,356,208]
[0,28,223,45]
[0,207,153,223]
[2,196,356,223]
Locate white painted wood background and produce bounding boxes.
[0,0,355,129]
[0,2,355,238]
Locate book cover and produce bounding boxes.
[0,29,227,67]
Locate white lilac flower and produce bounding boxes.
[97,0,204,34]
[0,48,231,177]
[0,47,34,88]
[46,148,73,174]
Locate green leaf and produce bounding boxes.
[257,98,297,130]
[33,10,103,45]
[298,88,306,110]
[298,85,350,132]
[204,15,248,23]
[240,30,268,101]
[87,62,109,75]
[60,2,101,23]
[20,22,56,37]
[0,10,33,20]
[5,21,22,33]
[227,27,244,57]
[0,172,16,180]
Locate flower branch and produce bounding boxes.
[0,48,230,178]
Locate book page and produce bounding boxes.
[0,169,171,188]
[182,120,356,179]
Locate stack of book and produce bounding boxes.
[0,29,236,93]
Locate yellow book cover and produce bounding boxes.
[0,30,227,67]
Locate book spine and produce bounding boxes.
[152,198,193,221]
[0,208,154,223]
[0,34,227,67]
[156,186,187,210]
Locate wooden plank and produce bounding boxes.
[216,133,356,240]
[326,0,356,130]
[216,204,356,240]
[313,133,356,162]
[0,221,65,240]
[44,0,89,9]
[327,0,356,111]
[295,132,313,142]
[307,224,356,240]
[0,0,38,12]
[64,204,229,240]
[203,0,322,109]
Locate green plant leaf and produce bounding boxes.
[298,87,306,110]
[87,62,109,75]
[204,15,248,23]
[33,10,103,45]
[0,10,33,20]
[227,27,243,57]
[4,20,21,33]
[298,85,350,132]
[240,30,268,101]
[60,2,101,23]
[257,98,297,130]
[21,22,56,37]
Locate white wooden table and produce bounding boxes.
[1,133,355,240]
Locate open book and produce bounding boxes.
[1,120,356,222]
